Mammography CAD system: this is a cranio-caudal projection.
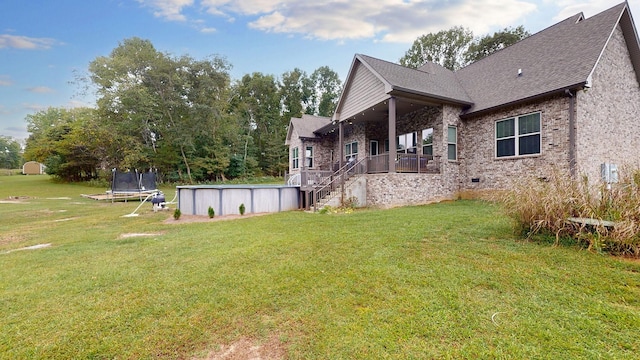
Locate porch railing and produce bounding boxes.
[368,153,439,173]
[368,154,389,173]
[301,169,333,187]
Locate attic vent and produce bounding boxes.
[518,68,522,76]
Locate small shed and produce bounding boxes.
[22,161,46,175]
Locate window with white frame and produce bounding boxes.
[422,128,433,156]
[447,126,457,161]
[292,147,299,169]
[397,132,418,154]
[345,141,358,161]
[305,146,313,168]
[496,112,541,158]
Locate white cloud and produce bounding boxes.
[137,0,194,21]
[27,86,55,94]
[0,34,58,50]
[66,99,94,109]
[0,76,11,86]
[147,1,640,44]
[22,103,48,112]
[551,0,623,21]
[136,0,640,44]
[201,0,538,43]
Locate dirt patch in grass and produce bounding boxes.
[165,213,271,224]
[0,233,27,246]
[196,335,287,360]
[0,196,31,203]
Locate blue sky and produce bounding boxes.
[1,0,637,141]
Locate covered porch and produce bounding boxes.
[286,54,471,207]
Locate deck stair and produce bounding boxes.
[311,157,367,211]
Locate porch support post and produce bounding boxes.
[339,121,344,171]
[388,97,397,173]
[339,120,345,204]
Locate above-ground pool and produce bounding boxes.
[177,184,300,216]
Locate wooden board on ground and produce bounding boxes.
[81,192,151,201]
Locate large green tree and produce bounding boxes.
[309,66,342,117]
[465,26,530,64]
[24,107,114,181]
[279,68,313,120]
[232,72,285,176]
[400,26,473,70]
[0,136,22,169]
[88,37,234,182]
[400,26,530,70]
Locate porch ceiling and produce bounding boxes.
[344,96,438,125]
[315,95,443,135]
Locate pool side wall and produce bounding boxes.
[177,185,301,216]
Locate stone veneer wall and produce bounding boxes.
[306,134,336,170]
[576,24,640,182]
[288,126,337,174]
[332,122,367,162]
[287,127,303,175]
[364,104,462,207]
[460,95,572,191]
[366,173,452,208]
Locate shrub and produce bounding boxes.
[173,208,181,220]
[501,169,640,257]
[208,206,215,219]
[239,203,245,215]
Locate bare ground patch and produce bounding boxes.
[0,233,28,246]
[0,196,31,204]
[196,335,287,360]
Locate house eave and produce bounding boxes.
[389,87,474,107]
[460,82,587,119]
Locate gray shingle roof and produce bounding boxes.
[347,2,636,118]
[287,114,331,141]
[357,54,473,105]
[456,2,628,115]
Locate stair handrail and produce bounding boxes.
[313,157,367,210]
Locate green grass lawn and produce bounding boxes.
[1,175,639,359]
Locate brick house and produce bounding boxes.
[286,2,640,209]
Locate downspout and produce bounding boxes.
[566,89,577,177]
[301,139,306,172]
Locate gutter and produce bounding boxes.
[460,82,587,119]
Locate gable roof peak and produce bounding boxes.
[456,1,634,116]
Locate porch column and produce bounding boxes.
[339,120,345,204]
[339,121,344,171]
[388,97,397,173]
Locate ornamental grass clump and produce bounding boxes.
[501,169,640,257]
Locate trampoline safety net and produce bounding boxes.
[111,169,158,193]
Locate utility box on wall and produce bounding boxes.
[600,163,619,183]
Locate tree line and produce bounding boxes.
[22,25,528,182]
[24,38,341,182]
